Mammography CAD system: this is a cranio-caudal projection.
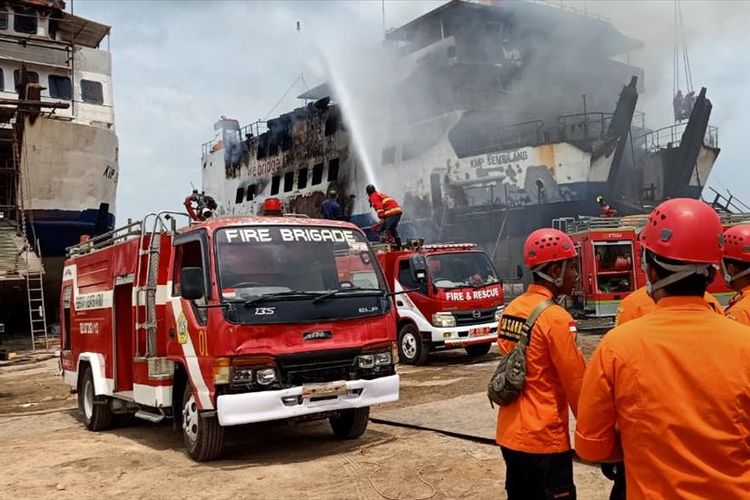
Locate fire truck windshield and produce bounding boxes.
[214,225,389,323]
[426,252,500,289]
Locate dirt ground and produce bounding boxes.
[0,335,611,500]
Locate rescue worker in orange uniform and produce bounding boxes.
[497,228,586,499]
[366,184,403,249]
[615,284,722,325]
[575,198,750,498]
[722,224,750,325]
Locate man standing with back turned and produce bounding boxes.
[496,228,586,499]
[575,198,750,498]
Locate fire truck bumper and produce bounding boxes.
[442,333,497,348]
[216,374,400,427]
[428,322,498,346]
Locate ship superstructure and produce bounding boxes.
[0,0,117,334]
[201,0,719,279]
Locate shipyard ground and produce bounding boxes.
[0,336,610,499]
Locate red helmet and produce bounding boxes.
[640,198,722,264]
[723,224,750,263]
[262,197,283,215]
[523,228,577,268]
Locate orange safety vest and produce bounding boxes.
[575,296,750,499]
[496,284,586,453]
[615,285,722,326]
[725,285,750,326]
[368,191,402,218]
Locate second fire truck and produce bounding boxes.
[376,241,504,365]
[60,204,400,461]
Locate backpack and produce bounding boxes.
[487,298,555,407]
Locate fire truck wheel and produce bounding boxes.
[78,366,113,431]
[329,407,370,439]
[398,324,428,365]
[465,342,492,358]
[182,384,224,462]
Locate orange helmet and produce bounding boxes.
[523,228,577,268]
[640,198,723,264]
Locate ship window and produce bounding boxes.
[13,69,39,93]
[298,167,308,189]
[312,163,324,185]
[246,184,256,201]
[13,6,37,35]
[80,79,104,104]
[48,75,72,100]
[235,186,245,204]
[327,159,339,182]
[447,45,456,59]
[381,146,396,165]
[0,69,4,91]
[0,8,8,31]
[283,171,294,192]
[271,175,280,195]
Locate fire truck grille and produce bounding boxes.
[453,307,497,326]
[276,349,359,387]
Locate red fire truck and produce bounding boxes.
[555,216,645,322]
[60,208,400,461]
[375,241,504,365]
[556,212,750,323]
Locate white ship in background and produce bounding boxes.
[0,0,117,332]
[201,0,720,279]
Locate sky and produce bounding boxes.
[73,0,750,223]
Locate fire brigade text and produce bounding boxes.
[223,227,357,244]
[445,287,500,301]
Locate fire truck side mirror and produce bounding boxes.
[181,267,205,301]
[410,254,427,283]
[515,265,523,279]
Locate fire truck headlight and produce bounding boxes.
[432,312,456,328]
[357,354,375,369]
[495,306,504,323]
[374,352,392,366]
[232,368,254,383]
[255,368,277,385]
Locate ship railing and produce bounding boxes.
[460,119,545,156]
[201,120,267,156]
[557,112,614,142]
[636,123,719,153]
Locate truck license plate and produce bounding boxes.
[469,327,490,337]
[302,381,347,398]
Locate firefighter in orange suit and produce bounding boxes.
[722,224,750,326]
[366,184,403,249]
[497,228,586,499]
[575,198,750,499]
[615,285,722,325]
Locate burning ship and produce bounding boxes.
[0,0,117,334]
[201,0,719,279]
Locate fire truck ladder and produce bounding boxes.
[134,212,190,358]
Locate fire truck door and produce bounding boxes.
[114,283,134,391]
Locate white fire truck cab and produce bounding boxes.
[60,208,399,461]
[376,241,504,365]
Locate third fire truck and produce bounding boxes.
[376,241,504,365]
[60,204,400,461]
